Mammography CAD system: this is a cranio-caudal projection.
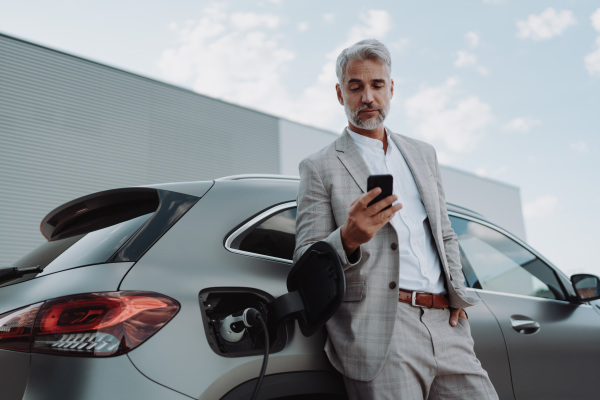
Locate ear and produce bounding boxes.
[336,83,344,106]
[390,79,394,98]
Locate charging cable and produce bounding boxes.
[218,308,269,400]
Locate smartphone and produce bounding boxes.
[367,174,394,210]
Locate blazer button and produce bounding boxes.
[389,281,397,289]
[391,243,398,250]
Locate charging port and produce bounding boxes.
[199,288,288,357]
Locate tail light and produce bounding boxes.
[0,291,179,357]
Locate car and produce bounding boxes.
[1,175,599,400]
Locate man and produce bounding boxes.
[294,39,497,400]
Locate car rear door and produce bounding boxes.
[451,215,600,400]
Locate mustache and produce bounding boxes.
[356,104,383,113]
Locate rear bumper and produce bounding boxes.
[0,350,192,400]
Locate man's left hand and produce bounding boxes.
[449,308,468,327]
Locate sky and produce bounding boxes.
[1,0,599,277]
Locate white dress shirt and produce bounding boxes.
[347,128,446,295]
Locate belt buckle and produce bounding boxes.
[411,291,426,307]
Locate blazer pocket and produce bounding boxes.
[343,281,366,302]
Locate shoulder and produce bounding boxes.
[300,135,342,168]
[389,130,437,156]
[389,130,434,150]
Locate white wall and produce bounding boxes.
[278,119,339,176]
[440,166,526,240]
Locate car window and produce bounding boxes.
[231,206,297,262]
[450,216,565,300]
[14,213,153,273]
[7,188,200,285]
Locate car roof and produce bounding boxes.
[142,175,485,219]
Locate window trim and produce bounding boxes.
[448,210,570,299]
[224,201,296,264]
[467,287,589,305]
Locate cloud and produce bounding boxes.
[592,8,600,31]
[454,51,489,75]
[523,195,559,218]
[482,0,505,4]
[297,22,309,32]
[503,117,541,133]
[322,13,335,24]
[158,6,392,131]
[465,31,481,48]
[454,51,477,67]
[585,38,600,76]
[229,12,280,30]
[584,9,600,76]
[404,78,494,153]
[570,140,590,154]
[516,8,576,41]
[346,10,391,42]
[158,5,295,117]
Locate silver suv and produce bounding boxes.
[1,175,599,400]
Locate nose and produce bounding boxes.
[362,87,374,104]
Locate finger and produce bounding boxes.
[449,308,461,327]
[372,203,402,227]
[459,309,468,320]
[386,203,403,219]
[353,189,384,212]
[368,194,398,216]
[358,187,382,208]
[350,190,373,209]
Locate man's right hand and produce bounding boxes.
[340,188,402,256]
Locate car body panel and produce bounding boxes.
[465,290,515,400]
[476,290,600,399]
[0,350,29,400]
[120,179,336,398]
[21,354,192,400]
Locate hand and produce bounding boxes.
[340,188,402,256]
[449,308,468,327]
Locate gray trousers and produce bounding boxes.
[343,302,498,400]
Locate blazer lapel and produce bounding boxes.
[335,129,372,193]
[389,131,440,238]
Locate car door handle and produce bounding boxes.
[510,315,540,335]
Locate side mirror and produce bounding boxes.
[270,241,346,336]
[571,274,600,301]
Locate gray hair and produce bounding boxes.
[335,39,392,84]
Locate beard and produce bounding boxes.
[344,103,389,130]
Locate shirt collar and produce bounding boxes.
[347,127,392,153]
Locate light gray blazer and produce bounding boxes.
[294,128,477,382]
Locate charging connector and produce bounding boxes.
[218,308,262,343]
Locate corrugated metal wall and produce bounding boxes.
[0,34,279,265]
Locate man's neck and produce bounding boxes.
[348,123,388,153]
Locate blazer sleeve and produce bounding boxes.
[294,157,361,268]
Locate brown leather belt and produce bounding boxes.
[398,289,449,309]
